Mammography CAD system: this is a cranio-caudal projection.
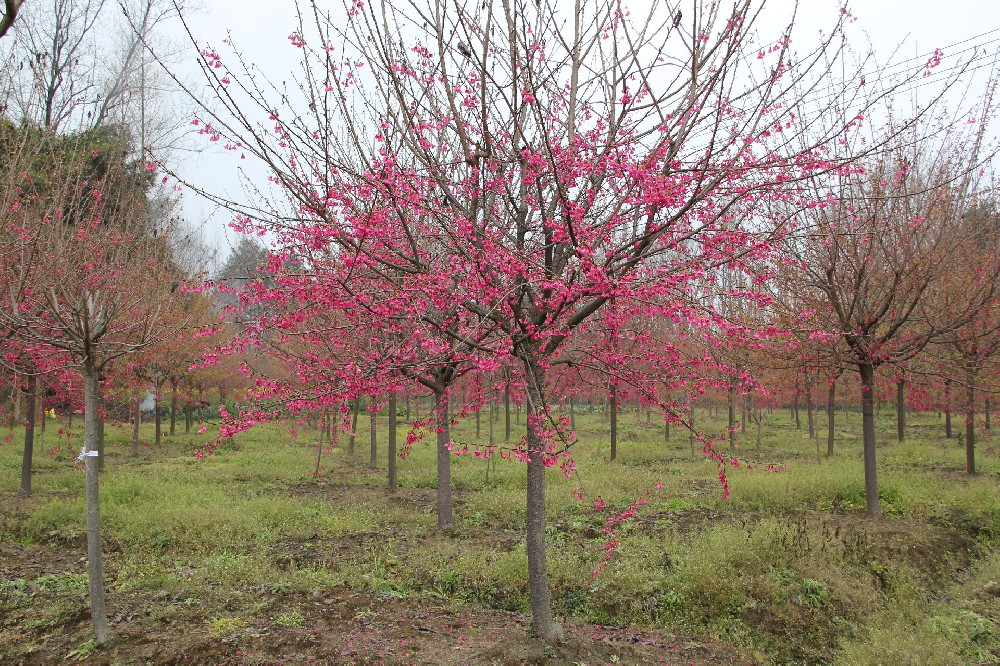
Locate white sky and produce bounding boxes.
[163,0,1000,264]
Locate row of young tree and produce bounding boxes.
[167,0,999,645]
[2,0,999,649]
[0,0,251,644]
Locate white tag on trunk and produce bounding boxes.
[77,448,100,460]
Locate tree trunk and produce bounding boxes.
[10,375,20,428]
[945,377,953,438]
[475,402,481,441]
[689,401,696,458]
[388,394,397,493]
[314,419,324,477]
[728,385,737,449]
[569,396,576,432]
[96,382,105,472]
[844,378,850,424]
[522,359,563,644]
[435,390,454,530]
[132,393,140,455]
[896,376,905,443]
[489,398,495,445]
[37,381,45,434]
[805,381,815,440]
[859,363,881,516]
[197,387,204,424]
[609,382,618,462]
[83,368,111,644]
[20,374,36,497]
[793,381,801,430]
[966,366,977,475]
[741,394,748,435]
[170,382,177,436]
[504,382,512,442]
[154,386,162,446]
[827,380,836,457]
[349,396,360,455]
[369,397,377,470]
[985,397,991,432]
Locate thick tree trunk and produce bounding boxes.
[369,397,377,470]
[827,380,836,457]
[388,394,397,493]
[859,363,881,516]
[83,368,111,644]
[945,377,953,438]
[522,360,563,644]
[20,374,36,497]
[609,382,618,462]
[896,376,905,443]
[966,367,977,475]
[435,390,454,530]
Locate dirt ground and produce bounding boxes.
[0,539,751,665]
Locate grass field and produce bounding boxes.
[1,403,998,664]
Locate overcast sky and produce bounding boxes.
[162,0,1000,264]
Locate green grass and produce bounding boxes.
[1,404,998,664]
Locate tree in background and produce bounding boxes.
[788,121,999,515]
[0,124,185,644]
[932,201,1000,474]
